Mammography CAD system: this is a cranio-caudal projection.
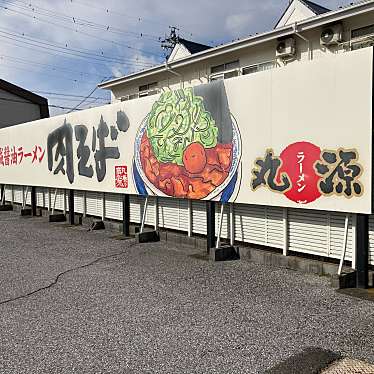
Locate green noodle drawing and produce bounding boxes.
[146,88,218,165]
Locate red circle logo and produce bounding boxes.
[278,141,322,204]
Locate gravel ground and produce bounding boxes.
[0,211,374,374]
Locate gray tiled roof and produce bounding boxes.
[178,38,211,54]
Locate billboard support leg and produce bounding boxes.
[216,203,225,249]
[206,201,215,253]
[0,184,4,205]
[140,197,148,234]
[52,189,58,215]
[122,194,130,237]
[31,186,37,216]
[136,196,160,243]
[22,186,28,209]
[356,214,369,289]
[338,214,350,275]
[69,189,75,225]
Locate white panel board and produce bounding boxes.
[130,195,142,224]
[369,215,374,265]
[36,187,46,208]
[4,185,12,202]
[105,193,122,220]
[266,206,285,249]
[13,185,23,204]
[288,209,353,260]
[288,209,329,256]
[158,198,189,232]
[128,195,155,226]
[86,191,103,217]
[0,49,371,214]
[235,204,267,246]
[74,190,85,214]
[192,201,207,235]
[54,189,65,212]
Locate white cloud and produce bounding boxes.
[0,0,350,116]
[225,13,254,37]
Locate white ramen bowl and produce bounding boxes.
[134,114,241,200]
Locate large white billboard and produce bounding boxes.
[0,48,372,213]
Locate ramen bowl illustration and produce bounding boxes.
[133,86,241,202]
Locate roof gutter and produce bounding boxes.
[98,0,374,89]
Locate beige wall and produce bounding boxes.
[0,88,41,129]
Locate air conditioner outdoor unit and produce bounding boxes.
[320,24,343,46]
[276,38,296,58]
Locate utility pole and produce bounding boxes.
[161,26,180,58]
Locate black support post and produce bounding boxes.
[69,189,75,225]
[356,214,369,289]
[122,194,130,237]
[206,201,215,253]
[31,186,37,216]
[0,184,4,204]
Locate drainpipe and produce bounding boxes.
[164,61,184,89]
[293,22,312,60]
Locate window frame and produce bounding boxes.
[138,82,159,98]
[242,61,276,76]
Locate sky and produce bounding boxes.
[0,0,349,116]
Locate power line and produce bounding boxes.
[77,96,111,110]
[0,53,108,78]
[0,59,102,85]
[0,25,156,65]
[10,0,161,42]
[0,37,146,78]
[67,0,170,29]
[66,0,202,42]
[0,2,163,57]
[66,76,111,113]
[46,97,109,103]
[66,86,98,113]
[32,91,109,100]
[0,28,155,67]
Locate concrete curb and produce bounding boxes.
[136,230,160,243]
[209,246,240,262]
[330,271,357,289]
[20,208,32,216]
[49,213,66,223]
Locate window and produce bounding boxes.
[242,61,275,76]
[210,60,239,81]
[139,82,158,92]
[138,82,159,97]
[351,24,374,51]
[352,24,374,39]
[211,60,239,74]
[210,64,225,74]
[120,82,159,101]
